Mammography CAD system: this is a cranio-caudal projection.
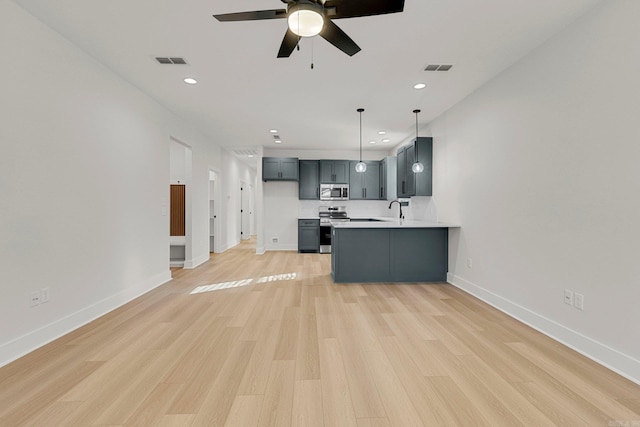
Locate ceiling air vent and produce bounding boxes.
[155,57,188,65]
[424,64,453,71]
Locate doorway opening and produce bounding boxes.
[169,138,192,268]
[240,181,250,241]
[209,170,219,253]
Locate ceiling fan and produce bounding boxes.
[213,0,405,58]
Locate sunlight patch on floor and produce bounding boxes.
[190,272,298,294]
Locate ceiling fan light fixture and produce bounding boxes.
[288,3,324,37]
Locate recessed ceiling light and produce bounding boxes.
[274,140,282,144]
[270,129,278,133]
[183,77,197,85]
[369,140,376,144]
[382,138,390,143]
[378,131,386,135]
[248,154,254,158]
[413,83,426,89]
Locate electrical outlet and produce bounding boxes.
[30,291,41,307]
[574,293,584,310]
[272,237,279,244]
[564,289,574,305]
[467,258,473,268]
[41,287,50,303]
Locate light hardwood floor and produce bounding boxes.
[1,239,639,426]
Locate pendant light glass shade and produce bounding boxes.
[412,109,424,174]
[355,108,366,173]
[288,3,324,37]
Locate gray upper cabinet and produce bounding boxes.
[320,160,349,183]
[397,137,432,197]
[380,156,397,201]
[349,161,381,200]
[298,160,320,200]
[262,157,299,181]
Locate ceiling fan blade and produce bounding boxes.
[277,29,301,58]
[324,0,404,19]
[213,9,287,22]
[319,20,361,56]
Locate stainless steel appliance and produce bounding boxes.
[319,206,348,253]
[320,183,349,201]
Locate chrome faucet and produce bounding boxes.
[388,200,404,220]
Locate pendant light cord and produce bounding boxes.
[358,108,364,161]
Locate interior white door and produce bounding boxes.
[240,182,250,240]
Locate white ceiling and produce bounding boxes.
[14,0,600,155]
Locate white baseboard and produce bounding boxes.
[265,244,298,252]
[184,253,209,269]
[0,270,172,368]
[256,246,265,255]
[447,273,640,386]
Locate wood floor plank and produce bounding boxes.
[356,418,392,427]
[319,338,358,427]
[455,354,556,426]
[291,380,324,427]
[363,349,425,426]
[224,395,263,427]
[0,361,102,426]
[191,340,256,426]
[257,360,296,427]
[273,306,301,360]
[295,314,320,380]
[377,336,454,426]
[237,319,280,395]
[335,326,386,419]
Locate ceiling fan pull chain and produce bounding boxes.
[311,37,314,69]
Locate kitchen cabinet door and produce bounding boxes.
[299,160,320,199]
[349,161,380,200]
[363,161,380,200]
[298,219,320,253]
[396,137,432,197]
[262,157,299,181]
[380,156,397,201]
[320,160,349,183]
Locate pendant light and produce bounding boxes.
[355,108,367,173]
[412,109,424,173]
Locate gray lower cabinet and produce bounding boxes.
[397,137,432,197]
[349,161,380,200]
[299,160,320,200]
[298,219,320,253]
[263,157,299,181]
[331,227,448,282]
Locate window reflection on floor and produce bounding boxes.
[190,272,298,294]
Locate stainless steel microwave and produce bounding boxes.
[320,183,349,201]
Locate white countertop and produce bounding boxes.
[333,217,460,229]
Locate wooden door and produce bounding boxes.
[170,184,185,236]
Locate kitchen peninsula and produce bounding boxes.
[330,219,460,283]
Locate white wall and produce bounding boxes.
[430,0,640,383]
[0,1,226,366]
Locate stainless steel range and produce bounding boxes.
[319,206,348,254]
